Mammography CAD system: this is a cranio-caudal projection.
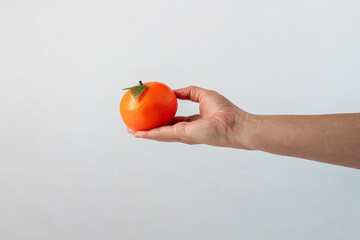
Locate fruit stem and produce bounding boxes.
[122,80,144,90]
[122,81,148,100]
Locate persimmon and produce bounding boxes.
[120,81,178,131]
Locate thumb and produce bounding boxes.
[174,86,211,103]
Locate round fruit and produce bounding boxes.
[120,81,178,131]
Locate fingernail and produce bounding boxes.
[127,128,136,134]
[173,89,182,93]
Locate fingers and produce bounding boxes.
[134,126,195,144]
[134,126,176,140]
[170,115,200,125]
[127,124,196,145]
[127,127,136,134]
[174,86,210,103]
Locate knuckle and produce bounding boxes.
[149,128,160,138]
[174,123,186,137]
[208,90,218,95]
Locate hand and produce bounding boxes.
[127,86,252,149]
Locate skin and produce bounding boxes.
[127,86,360,169]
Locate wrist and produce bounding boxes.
[233,111,263,150]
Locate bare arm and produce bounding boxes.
[243,113,360,169]
[127,86,360,169]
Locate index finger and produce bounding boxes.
[174,86,210,103]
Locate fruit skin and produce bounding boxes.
[120,82,178,131]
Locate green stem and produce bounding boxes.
[123,80,144,90]
[122,80,148,100]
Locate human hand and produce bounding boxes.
[127,86,254,149]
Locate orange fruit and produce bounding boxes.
[120,81,178,131]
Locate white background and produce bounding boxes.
[1,0,360,239]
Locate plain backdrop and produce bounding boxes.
[0,0,359,239]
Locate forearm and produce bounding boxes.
[241,113,360,169]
